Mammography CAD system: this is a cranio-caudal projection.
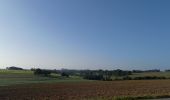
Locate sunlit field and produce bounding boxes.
[0,70,88,86]
[1,80,170,100]
[1,70,170,100]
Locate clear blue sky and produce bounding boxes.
[0,0,170,70]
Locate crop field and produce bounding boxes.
[1,69,170,86]
[1,80,170,100]
[1,70,170,100]
[0,70,87,86]
[129,72,170,78]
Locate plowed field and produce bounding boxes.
[1,80,170,100]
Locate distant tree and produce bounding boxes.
[43,70,51,76]
[61,72,69,77]
[80,69,131,81]
[6,66,23,70]
[112,69,132,76]
[34,68,51,76]
[133,76,166,80]
[145,69,160,72]
[30,68,36,71]
[34,68,42,75]
[123,76,132,80]
[132,70,143,73]
[165,69,170,72]
[132,69,160,73]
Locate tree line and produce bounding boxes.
[80,69,132,81]
[5,66,170,81]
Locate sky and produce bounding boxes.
[0,0,170,70]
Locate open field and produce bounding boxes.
[1,80,170,100]
[111,72,170,80]
[1,69,170,86]
[0,70,87,86]
[129,72,170,78]
[1,70,170,99]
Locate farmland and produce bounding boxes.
[0,69,88,86]
[1,69,170,86]
[1,69,170,100]
[129,72,170,78]
[1,80,170,100]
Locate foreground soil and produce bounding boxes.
[1,80,170,100]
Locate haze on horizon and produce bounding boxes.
[0,0,170,70]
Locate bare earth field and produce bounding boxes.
[1,80,170,100]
